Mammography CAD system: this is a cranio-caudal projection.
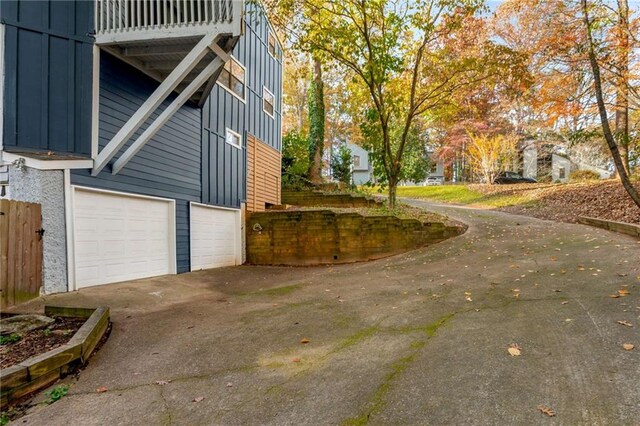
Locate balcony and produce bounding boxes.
[91,0,244,175]
[95,0,242,44]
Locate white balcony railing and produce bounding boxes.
[95,0,242,44]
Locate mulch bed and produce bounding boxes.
[0,316,86,369]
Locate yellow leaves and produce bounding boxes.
[300,338,310,344]
[537,405,556,417]
[618,289,630,296]
[622,343,634,351]
[507,343,522,356]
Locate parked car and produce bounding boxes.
[425,176,444,186]
[493,171,537,184]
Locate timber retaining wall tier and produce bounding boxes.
[246,210,465,265]
[281,190,383,208]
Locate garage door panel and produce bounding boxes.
[190,204,240,271]
[73,188,175,288]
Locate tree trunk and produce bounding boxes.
[614,0,630,175]
[388,179,397,209]
[582,0,640,209]
[307,58,325,183]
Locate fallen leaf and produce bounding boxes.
[96,386,108,393]
[618,289,630,296]
[610,294,620,298]
[155,380,171,386]
[617,273,628,277]
[465,296,473,302]
[561,301,568,305]
[193,397,205,403]
[508,344,521,356]
[617,321,633,327]
[292,357,301,362]
[538,405,556,417]
[226,382,233,387]
[300,338,310,344]
[622,343,634,351]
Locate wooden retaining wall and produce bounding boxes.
[578,216,640,238]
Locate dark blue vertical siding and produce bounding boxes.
[202,1,282,208]
[71,53,202,273]
[1,0,93,155]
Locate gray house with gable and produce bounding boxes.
[0,0,282,294]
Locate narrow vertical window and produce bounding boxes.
[263,87,275,118]
[268,32,277,58]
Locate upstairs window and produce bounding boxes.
[263,87,275,118]
[268,32,277,58]
[353,155,361,167]
[218,57,246,101]
[225,128,242,148]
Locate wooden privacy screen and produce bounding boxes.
[247,134,282,212]
[0,200,43,308]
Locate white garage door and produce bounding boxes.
[73,187,176,288]
[190,203,241,271]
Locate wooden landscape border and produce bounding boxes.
[0,306,110,407]
[578,216,640,238]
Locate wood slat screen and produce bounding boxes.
[246,134,281,212]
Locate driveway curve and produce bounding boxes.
[15,200,640,425]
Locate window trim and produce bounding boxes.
[263,86,275,119]
[225,128,243,150]
[216,55,247,103]
[267,31,277,59]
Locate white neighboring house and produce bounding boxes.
[346,143,373,185]
[522,141,611,183]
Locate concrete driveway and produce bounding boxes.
[14,200,640,425]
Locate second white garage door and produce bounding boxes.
[73,187,176,288]
[190,203,241,271]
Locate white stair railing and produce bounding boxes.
[96,0,240,37]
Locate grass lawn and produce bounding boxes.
[395,185,540,208]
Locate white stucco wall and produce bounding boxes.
[6,165,68,294]
[523,145,538,179]
[552,154,573,183]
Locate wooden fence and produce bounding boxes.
[247,134,281,212]
[0,200,43,308]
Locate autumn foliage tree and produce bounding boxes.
[290,0,520,207]
[466,134,518,183]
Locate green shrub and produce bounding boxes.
[44,385,69,405]
[569,169,600,182]
[0,334,21,345]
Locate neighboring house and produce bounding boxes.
[0,0,282,293]
[398,152,445,186]
[522,140,610,183]
[346,143,372,185]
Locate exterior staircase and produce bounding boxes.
[92,0,243,175]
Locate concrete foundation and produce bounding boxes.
[6,166,68,294]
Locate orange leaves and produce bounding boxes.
[537,405,556,417]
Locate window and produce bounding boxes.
[353,155,361,167]
[263,87,275,118]
[558,166,566,179]
[225,128,242,148]
[268,32,277,58]
[218,57,245,101]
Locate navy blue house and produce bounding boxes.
[0,0,282,293]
